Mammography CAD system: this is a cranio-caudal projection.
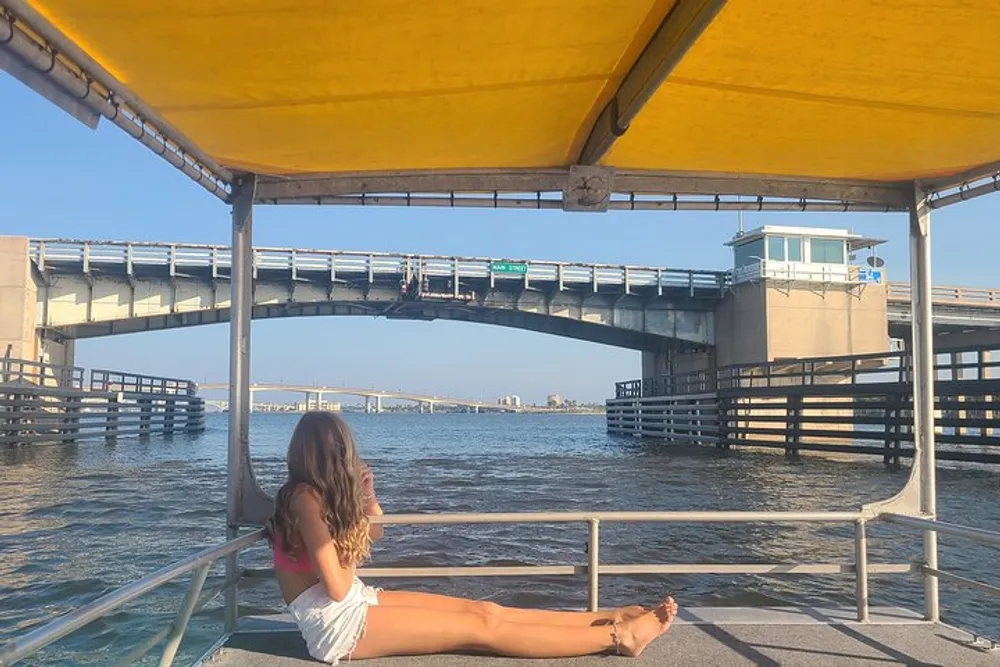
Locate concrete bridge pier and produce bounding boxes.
[0,237,75,366]
[364,396,373,414]
[642,345,716,385]
[374,395,383,414]
[642,349,671,379]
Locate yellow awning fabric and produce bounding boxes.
[605,0,1000,181]
[22,0,1000,182]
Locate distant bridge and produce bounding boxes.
[198,383,535,413]
[24,239,1000,353]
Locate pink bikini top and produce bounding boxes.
[273,534,315,574]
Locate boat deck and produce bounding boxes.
[206,607,999,667]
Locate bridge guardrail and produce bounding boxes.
[888,282,1000,307]
[29,239,730,295]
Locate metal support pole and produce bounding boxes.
[226,174,256,632]
[587,519,600,612]
[854,519,869,622]
[157,564,210,667]
[909,183,939,622]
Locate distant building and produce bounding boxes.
[498,396,512,406]
[547,394,563,408]
[511,395,522,408]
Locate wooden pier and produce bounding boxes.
[607,344,1000,465]
[0,356,204,446]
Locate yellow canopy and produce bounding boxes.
[9,0,1000,205]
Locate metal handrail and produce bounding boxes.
[0,530,264,667]
[372,510,861,524]
[91,369,196,396]
[883,514,1000,548]
[0,510,885,667]
[888,282,1000,307]
[12,509,996,666]
[0,356,85,390]
[882,514,1000,601]
[619,342,1000,398]
[28,238,729,293]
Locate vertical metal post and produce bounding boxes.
[587,518,600,612]
[158,564,211,667]
[909,183,939,622]
[226,174,256,632]
[983,350,995,437]
[854,519,869,622]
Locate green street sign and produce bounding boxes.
[490,261,528,275]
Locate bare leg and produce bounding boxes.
[378,590,645,626]
[352,597,677,659]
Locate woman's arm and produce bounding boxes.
[292,489,355,601]
[361,464,384,542]
[365,495,384,541]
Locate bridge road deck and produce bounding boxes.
[208,607,999,667]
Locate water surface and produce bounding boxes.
[1,413,997,665]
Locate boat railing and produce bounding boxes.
[883,514,1000,600]
[0,530,263,667]
[2,509,998,666]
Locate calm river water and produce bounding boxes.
[1,413,997,665]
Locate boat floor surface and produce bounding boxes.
[205,607,999,667]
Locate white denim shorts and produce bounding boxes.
[286,578,380,664]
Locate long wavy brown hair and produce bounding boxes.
[266,412,371,567]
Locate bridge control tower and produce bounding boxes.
[715,225,890,367]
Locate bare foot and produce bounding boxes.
[614,605,647,623]
[615,597,678,657]
[592,605,647,626]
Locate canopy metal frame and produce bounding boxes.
[3,2,999,212]
[7,0,1000,631]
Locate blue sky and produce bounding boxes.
[2,75,998,403]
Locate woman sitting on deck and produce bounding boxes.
[266,411,678,664]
